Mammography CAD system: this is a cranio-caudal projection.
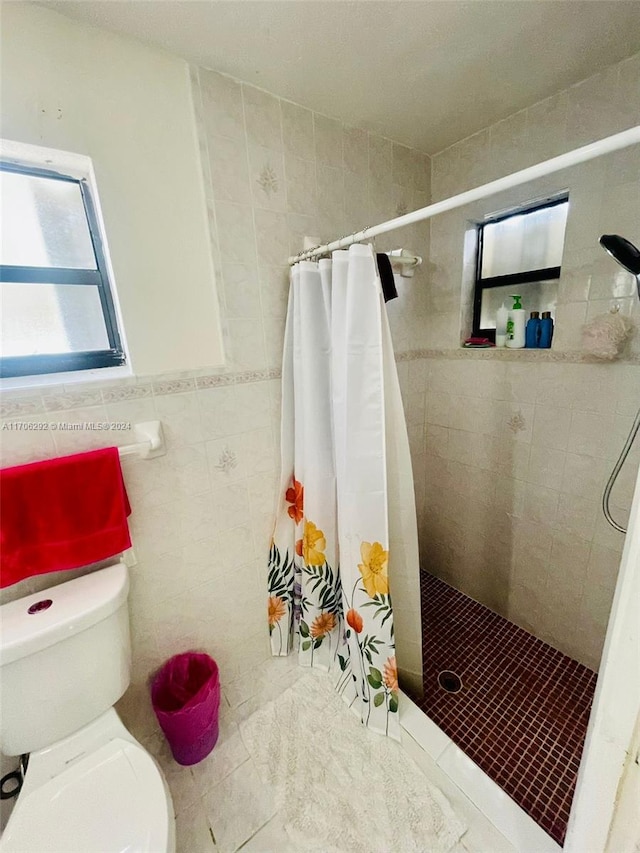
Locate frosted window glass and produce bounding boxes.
[0,171,97,269]
[480,280,558,329]
[481,201,568,278]
[0,284,109,356]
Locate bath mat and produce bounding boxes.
[239,672,466,853]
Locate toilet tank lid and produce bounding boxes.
[0,563,129,666]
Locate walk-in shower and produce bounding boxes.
[290,124,640,848]
[397,154,640,848]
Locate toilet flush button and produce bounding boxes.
[27,599,53,615]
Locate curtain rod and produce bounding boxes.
[288,125,640,265]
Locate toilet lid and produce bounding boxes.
[0,739,172,853]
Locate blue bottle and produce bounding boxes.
[539,311,554,348]
[525,312,541,348]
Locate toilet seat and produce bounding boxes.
[0,738,173,853]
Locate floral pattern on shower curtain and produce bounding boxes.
[268,244,401,738]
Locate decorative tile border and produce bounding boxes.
[43,390,103,413]
[0,367,283,419]
[0,397,44,419]
[234,369,278,384]
[102,384,153,403]
[196,373,237,389]
[1,346,635,419]
[152,377,196,396]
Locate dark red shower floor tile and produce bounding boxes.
[414,572,597,847]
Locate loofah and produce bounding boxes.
[582,307,635,360]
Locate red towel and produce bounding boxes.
[0,447,132,588]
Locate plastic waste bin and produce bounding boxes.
[151,652,220,765]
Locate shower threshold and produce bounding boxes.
[402,572,597,850]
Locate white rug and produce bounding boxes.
[239,672,466,853]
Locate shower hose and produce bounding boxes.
[603,403,640,534]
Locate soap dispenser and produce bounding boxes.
[506,294,526,349]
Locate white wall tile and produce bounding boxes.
[226,318,267,370]
[313,113,343,168]
[208,134,252,204]
[342,124,368,176]
[221,262,262,319]
[242,84,282,151]
[531,405,572,451]
[569,410,615,458]
[154,392,203,448]
[215,202,256,264]
[199,69,244,142]
[526,445,566,490]
[253,209,289,268]
[281,100,314,161]
[0,416,57,466]
[198,386,239,440]
[523,483,560,527]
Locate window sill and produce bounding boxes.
[394,347,640,365]
[0,364,133,393]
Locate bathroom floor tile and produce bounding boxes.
[166,766,202,818]
[237,815,297,852]
[145,734,201,817]
[203,759,277,853]
[175,799,218,852]
[190,730,250,794]
[413,572,597,847]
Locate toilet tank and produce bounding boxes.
[0,563,131,756]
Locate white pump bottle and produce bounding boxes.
[505,294,526,348]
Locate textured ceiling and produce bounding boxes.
[35,1,640,153]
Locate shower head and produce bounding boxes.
[599,234,640,299]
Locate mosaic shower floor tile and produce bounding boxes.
[416,571,597,847]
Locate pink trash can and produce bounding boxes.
[151,652,220,765]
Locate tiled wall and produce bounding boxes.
[428,51,640,351]
[1,52,638,754]
[0,370,282,737]
[189,67,432,690]
[190,66,432,370]
[399,355,638,670]
[0,70,433,742]
[413,51,640,670]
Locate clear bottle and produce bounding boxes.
[496,302,509,347]
[505,294,526,348]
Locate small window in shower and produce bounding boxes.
[472,195,569,340]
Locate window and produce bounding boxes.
[0,160,125,378]
[472,195,569,341]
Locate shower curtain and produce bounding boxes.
[268,243,414,738]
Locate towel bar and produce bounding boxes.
[119,421,165,460]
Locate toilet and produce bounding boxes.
[0,563,175,853]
